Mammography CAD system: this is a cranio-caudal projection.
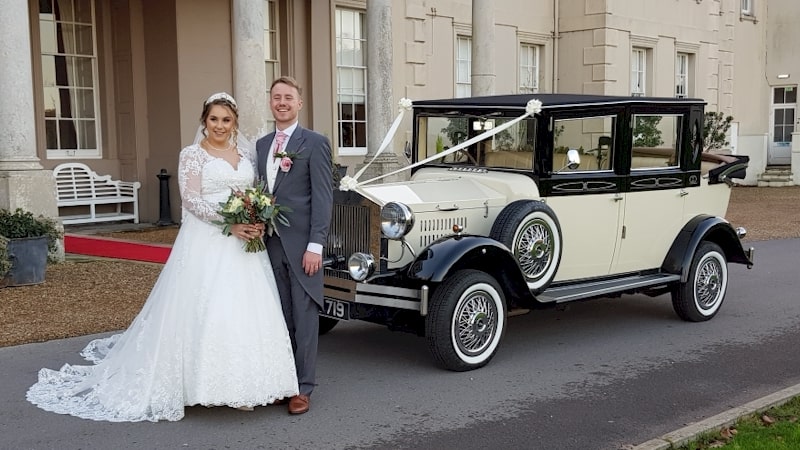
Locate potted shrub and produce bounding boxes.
[0,208,63,287]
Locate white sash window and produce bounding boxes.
[39,0,99,159]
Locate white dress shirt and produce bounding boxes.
[266,122,298,192]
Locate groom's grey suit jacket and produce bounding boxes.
[256,125,333,306]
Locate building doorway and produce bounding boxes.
[768,86,796,166]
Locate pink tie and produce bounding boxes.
[274,131,287,157]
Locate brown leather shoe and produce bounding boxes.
[288,394,310,415]
[269,398,289,406]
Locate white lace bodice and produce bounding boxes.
[177,144,258,223]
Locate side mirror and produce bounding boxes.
[566,149,581,169]
[555,149,581,172]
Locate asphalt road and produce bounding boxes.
[2,238,799,450]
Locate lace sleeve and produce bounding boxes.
[178,146,222,223]
[239,145,258,180]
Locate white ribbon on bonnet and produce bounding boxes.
[339,98,543,191]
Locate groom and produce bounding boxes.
[257,76,333,415]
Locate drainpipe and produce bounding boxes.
[552,0,560,93]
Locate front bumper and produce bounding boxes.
[324,276,422,312]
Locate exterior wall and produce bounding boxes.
[765,0,800,184]
[175,0,233,148]
[558,0,720,98]
[139,0,183,222]
[10,0,799,225]
[400,0,553,99]
[731,0,769,184]
[765,0,800,85]
[306,1,336,142]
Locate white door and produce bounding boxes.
[768,86,796,166]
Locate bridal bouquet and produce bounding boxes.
[214,181,291,252]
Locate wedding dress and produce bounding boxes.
[27,144,298,422]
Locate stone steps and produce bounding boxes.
[757,166,794,187]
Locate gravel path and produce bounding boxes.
[1,185,798,347]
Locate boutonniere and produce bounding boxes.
[273,151,297,173]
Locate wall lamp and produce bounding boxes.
[777,74,790,79]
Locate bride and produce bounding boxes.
[26,92,298,422]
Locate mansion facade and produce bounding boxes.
[1,0,797,224]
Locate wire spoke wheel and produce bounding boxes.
[426,270,507,371]
[672,241,728,322]
[491,200,562,294]
[515,218,554,280]
[695,255,723,309]
[454,288,497,356]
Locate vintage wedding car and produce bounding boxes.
[321,94,754,371]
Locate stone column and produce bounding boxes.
[0,0,59,227]
[472,0,496,96]
[356,0,403,183]
[232,0,269,140]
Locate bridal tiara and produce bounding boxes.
[205,92,237,108]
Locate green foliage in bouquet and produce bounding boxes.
[214,181,292,252]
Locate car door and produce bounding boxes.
[612,112,687,273]
[540,112,625,281]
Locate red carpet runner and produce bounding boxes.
[64,234,171,264]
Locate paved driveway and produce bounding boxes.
[2,238,799,450]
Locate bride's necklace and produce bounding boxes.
[204,138,233,152]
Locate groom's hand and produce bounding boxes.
[302,251,322,276]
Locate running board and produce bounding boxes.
[536,273,681,304]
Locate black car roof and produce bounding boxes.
[412,93,706,110]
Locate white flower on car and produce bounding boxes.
[398,97,413,111]
[526,99,543,116]
[339,175,359,191]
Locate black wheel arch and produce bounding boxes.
[406,235,534,305]
[662,214,753,282]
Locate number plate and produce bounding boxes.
[321,298,350,320]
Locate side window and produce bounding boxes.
[553,115,615,172]
[631,114,681,170]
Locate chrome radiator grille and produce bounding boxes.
[324,192,382,278]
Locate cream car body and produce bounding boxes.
[321,94,754,372]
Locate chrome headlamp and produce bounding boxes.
[380,202,414,240]
[348,253,375,281]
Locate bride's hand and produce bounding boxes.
[231,223,261,240]
[253,223,265,237]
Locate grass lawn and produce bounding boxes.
[677,396,800,449]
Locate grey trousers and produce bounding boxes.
[267,236,319,396]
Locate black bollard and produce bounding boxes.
[156,169,175,226]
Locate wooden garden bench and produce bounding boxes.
[53,163,141,225]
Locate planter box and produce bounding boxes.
[2,236,48,287]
